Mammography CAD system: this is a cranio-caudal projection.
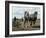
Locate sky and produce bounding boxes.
[12,6,40,19]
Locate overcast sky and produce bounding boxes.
[12,6,41,19]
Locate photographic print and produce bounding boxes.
[12,6,40,31]
[5,1,45,37]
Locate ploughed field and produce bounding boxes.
[12,19,40,31]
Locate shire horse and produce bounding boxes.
[24,11,38,26]
[29,11,38,25]
[24,11,29,25]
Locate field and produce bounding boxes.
[12,19,40,31]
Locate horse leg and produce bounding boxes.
[24,21,25,25]
[24,20,26,28]
[24,19,27,28]
[27,20,30,27]
[32,21,34,26]
[25,19,29,28]
[34,21,36,24]
[30,21,32,25]
[33,20,36,25]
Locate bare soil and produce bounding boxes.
[12,19,40,31]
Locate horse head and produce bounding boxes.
[34,11,38,15]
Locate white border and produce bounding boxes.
[9,3,43,35]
